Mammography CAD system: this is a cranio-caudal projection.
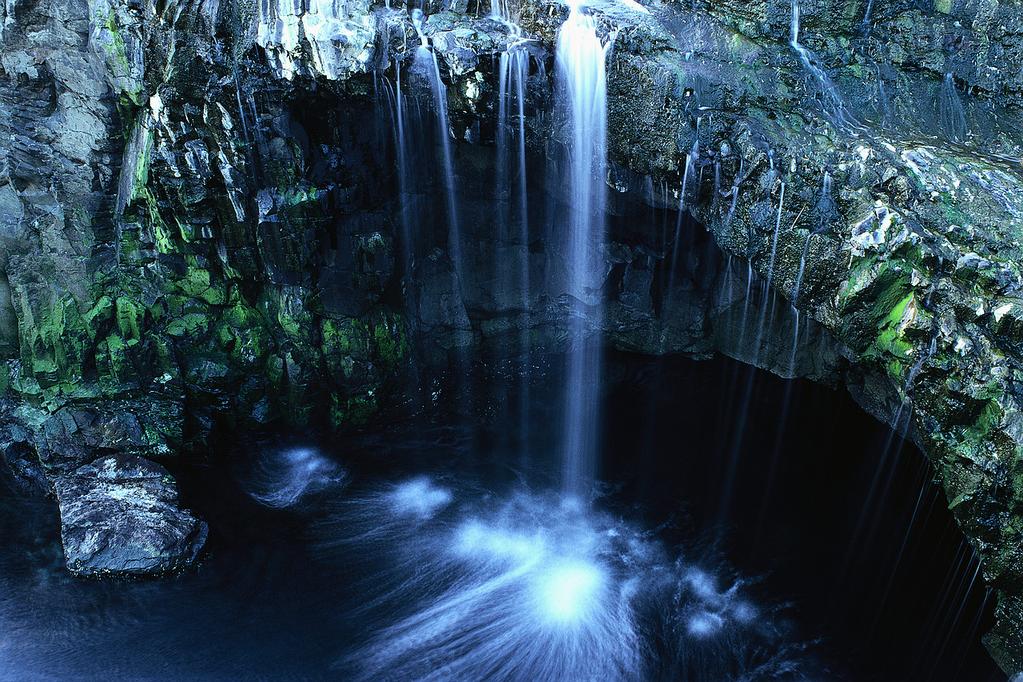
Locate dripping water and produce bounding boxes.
[753,181,785,362]
[789,232,812,374]
[939,72,968,143]
[666,147,696,310]
[790,0,859,132]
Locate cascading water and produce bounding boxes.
[939,72,968,143]
[493,5,534,455]
[555,1,609,500]
[411,9,464,288]
[667,147,696,306]
[789,0,858,132]
[378,67,415,300]
[860,0,875,36]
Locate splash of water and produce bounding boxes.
[248,447,346,508]
[386,475,454,520]
[317,477,814,681]
[556,3,609,499]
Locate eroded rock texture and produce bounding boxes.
[54,454,207,576]
[2,0,1023,671]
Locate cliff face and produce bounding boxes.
[3,0,1023,671]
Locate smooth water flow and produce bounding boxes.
[789,233,812,373]
[248,447,346,508]
[380,67,415,293]
[412,10,463,282]
[555,2,609,499]
[752,182,785,360]
[496,35,534,452]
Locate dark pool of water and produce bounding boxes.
[0,351,1005,681]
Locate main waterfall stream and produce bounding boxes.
[555,1,609,500]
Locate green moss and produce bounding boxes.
[330,391,378,429]
[21,296,92,388]
[95,332,133,391]
[150,333,176,375]
[145,191,175,255]
[372,313,408,369]
[165,311,211,338]
[101,11,143,104]
[133,127,153,197]
[115,296,145,341]
[265,354,285,388]
[961,399,1004,454]
[83,296,114,339]
[175,265,219,303]
[213,294,269,367]
[876,292,916,360]
[322,318,369,380]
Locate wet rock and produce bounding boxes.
[53,455,207,577]
[0,419,49,496]
[257,0,381,80]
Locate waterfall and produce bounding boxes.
[666,147,695,310]
[411,9,464,288]
[737,260,754,350]
[380,66,415,294]
[861,0,875,36]
[726,160,741,224]
[816,168,834,220]
[494,4,533,457]
[789,0,858,131]
[939,72,968,143]
[556,1,608,499]
[752,182,785,360]
[789,232,812,373]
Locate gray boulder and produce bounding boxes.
[53,455,207,577]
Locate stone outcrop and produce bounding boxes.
[54,454,207,576]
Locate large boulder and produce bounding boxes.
[53,455,207,577]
